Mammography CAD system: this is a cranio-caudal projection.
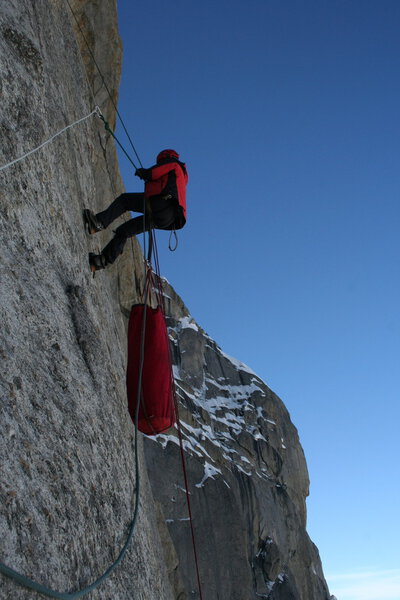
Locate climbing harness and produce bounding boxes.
[0,107,101,172]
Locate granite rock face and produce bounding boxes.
[1,2,332,599]
[0,2,172,599]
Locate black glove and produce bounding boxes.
[135,168,151,181]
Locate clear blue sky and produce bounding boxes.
[114,2,400,598]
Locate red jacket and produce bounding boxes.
[144,160,188,220]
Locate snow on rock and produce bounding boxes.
[195,462,222,488]
[177,315,199,332]
[151,309,313,505]
[156,314,280,484]
[143,292,332,600]
[219,348,259,377]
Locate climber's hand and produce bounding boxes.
[135,168,151,180]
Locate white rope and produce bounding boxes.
[0,106,101,172]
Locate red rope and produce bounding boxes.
[174,397,204,600]
[150,230,203,599]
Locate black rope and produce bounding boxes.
[147,229,154,264]
[97,112,139,171]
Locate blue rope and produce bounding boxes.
[0,427,140,599]
[0,246,148,600]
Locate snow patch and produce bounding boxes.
[195,462,222,488]
[219,349,259,377]
[177,316,199,332]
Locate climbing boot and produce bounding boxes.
[89,252,107,273]
[83,209,104,234]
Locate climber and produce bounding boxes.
[84,149,188,271]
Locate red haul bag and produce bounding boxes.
[126,304,175,435]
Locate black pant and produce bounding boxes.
[96,193,181,264]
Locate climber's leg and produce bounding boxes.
[95,193,146,229]
[101,215,151,265]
